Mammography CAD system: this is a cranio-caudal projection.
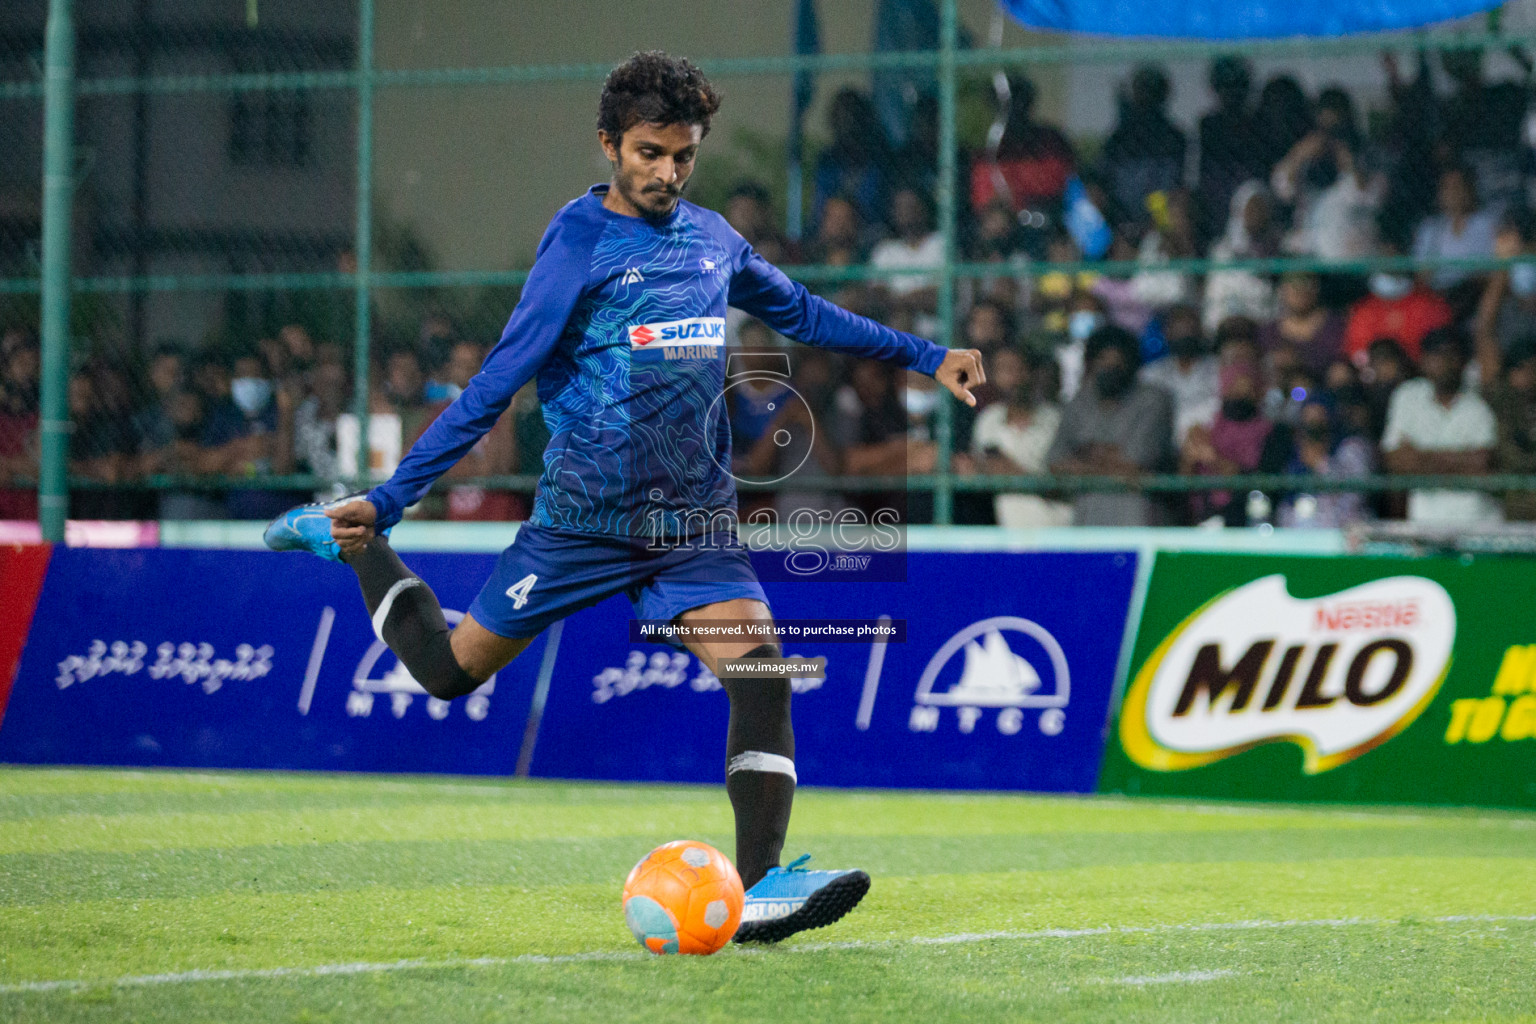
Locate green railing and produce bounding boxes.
[13,0,1536,538]
[47,473,1536,497]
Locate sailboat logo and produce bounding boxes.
[914,616,1070,709]
[351,608,495,722]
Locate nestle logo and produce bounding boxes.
[629,326,656,346]
[1314,601,1420,632]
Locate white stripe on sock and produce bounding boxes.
[727,751,797,782]
[371,577,424,642]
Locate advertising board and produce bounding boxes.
[1101,552,1536,807]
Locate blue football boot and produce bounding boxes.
[263,493,387,562]
[733,854,871,944]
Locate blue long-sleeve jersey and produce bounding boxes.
[366,185,948,537]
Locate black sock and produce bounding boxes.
[722,642,795,890]
[346,538,482,701]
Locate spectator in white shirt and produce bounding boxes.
[869,187,943,337]
[1272,90,1383,262]
[1381,326,1501,525]
[971,347,1071,528]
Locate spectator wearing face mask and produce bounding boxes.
[1473,206,1536,388]
[1382,326,1500,526]
[1048,324,1175,526]
[900,368,960,522]
[1180,358,1291,525]
[1344,231,1453,365]
[414,340,519,521]
[1140,304,1220,443]
[201,352,297,520]
[1053,291,1110,402]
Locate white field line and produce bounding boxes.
[4,913,1535,996]
[1102,969,1238,986]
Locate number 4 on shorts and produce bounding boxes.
[505,573,538,609]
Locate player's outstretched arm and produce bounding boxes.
[728,245,960,381]
[362,221,589,531]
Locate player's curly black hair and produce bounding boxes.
[596,51,722,142]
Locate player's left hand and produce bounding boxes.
[325,498,378,559]
[935,348,986,407]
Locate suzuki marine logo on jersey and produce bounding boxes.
[627,317,725,362]
[908,616,1070,737]
[1121,574,1455,775]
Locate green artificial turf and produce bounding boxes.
[1,767,1534,1022]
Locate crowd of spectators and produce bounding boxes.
[719,47,1536,529]
[0,322,547,523]
[4,48,1536,529]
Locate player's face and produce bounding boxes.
[600,122,703,220]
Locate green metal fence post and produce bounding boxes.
[38,0,76,542]
[352,0,375,492]
[932,0,958,526]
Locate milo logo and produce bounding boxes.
[1121,575,1455,774]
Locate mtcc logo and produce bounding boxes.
[910,616,1070,736]
[349,609,496,721]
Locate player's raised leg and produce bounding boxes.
[265,496,531,698]
[678,597,870,943]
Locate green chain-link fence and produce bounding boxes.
[6,0,1536,538]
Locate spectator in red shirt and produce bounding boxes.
[1343,231,1452,365]
[970,73,1075,216]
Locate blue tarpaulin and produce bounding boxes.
[996,0,1501,39]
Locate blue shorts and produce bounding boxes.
[466,523,770,641]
